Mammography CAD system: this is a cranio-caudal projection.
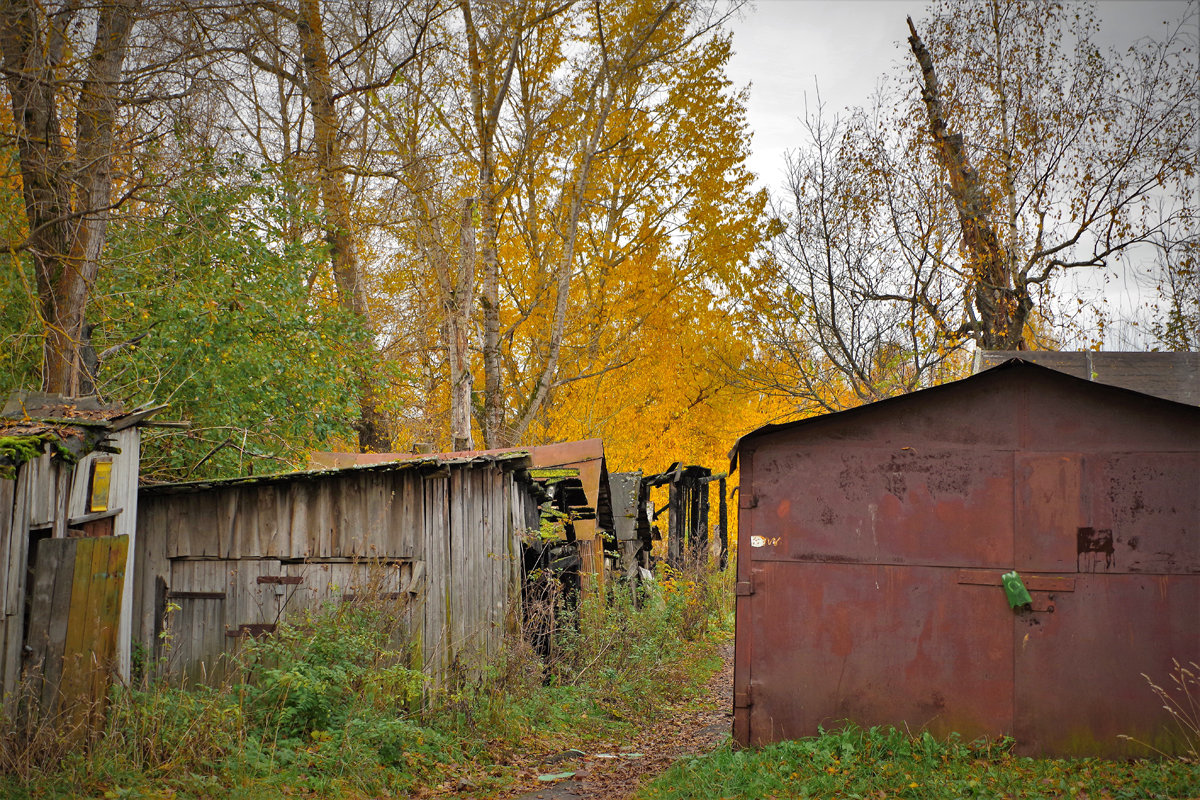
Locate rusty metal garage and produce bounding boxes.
[731,358,1199,757]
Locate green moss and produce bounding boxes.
[0,432,76,480]
[528,467,580,479]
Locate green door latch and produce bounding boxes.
[1002,571,1033,610]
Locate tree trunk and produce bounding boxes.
[297,0,390,451]
[459,0,521,449]
[1,0,138,395]
[507,75,619,444]
[448,198,477,452]
[907,17,1030,350]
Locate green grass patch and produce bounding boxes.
[3,559,733,799]
[637,724,1200,800]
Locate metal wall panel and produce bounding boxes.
[733,362,1200,758]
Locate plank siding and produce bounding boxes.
[0,475,13,701]
[135,458,536,686]
[2,462,34,701]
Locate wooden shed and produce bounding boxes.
[311,439,620,593]
[133,452,541,684]
[731,359,1199,757]
[1,392,156,728]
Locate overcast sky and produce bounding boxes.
[723,0,1195,346]
[725,0,1194,193]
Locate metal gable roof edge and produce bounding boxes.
[728,357,1200,473]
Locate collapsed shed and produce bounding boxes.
[312,439,625,593]
[133,452,540,684]
[731,359,1199,758]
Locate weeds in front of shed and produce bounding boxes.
[636,723,1200,800]
[1119,659,1200,763]
[1,556,734,799]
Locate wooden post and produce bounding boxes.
[667,480,680,568]
[718,476,728,571]
[696,472,710,563]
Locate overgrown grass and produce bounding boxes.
[637,724,1200,800]
[2,557,732,799]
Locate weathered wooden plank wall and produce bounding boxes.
[0,471,23,705]
[21,535,128,739]
[134,457,539,686]
[3,435,139,706]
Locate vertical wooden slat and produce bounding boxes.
[58,536,100,733]
[487,466,500,657]
[337,476,360,558]
[132,497,159,654]
[366,474,387,557]
[25,537,73,721]
[423,475,447,681]
[88,537,128,719]
[455,469,467,666]
[465,468,478,663]
[66,452,93,519]
[276,483,297,560]
[256,485,279,557]
[50,462,70,540]
[218,490,239,559]
[0,473,16,700]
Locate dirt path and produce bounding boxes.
[506,643,733,800]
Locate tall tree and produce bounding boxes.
[371,0,751,450]
[214,0,438,452]
[295,0,390,450]
[752,0,1197,416]
[1,0,140,395]
[744,99,964,414]
[901,0,1198,350]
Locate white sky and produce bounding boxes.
[726,0,1194,193]
[723,0,1196,348]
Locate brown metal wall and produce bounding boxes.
[733,363,1200,757]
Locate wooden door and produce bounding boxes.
[23,535,128,740]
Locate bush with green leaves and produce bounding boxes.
[96,163,367,480]
[238,602,425,741]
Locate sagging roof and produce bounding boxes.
[974,350,1200,406]
[1,391,163,476]
[310,438,614,533]
[141,450,533,496]
[730,357,1200,471]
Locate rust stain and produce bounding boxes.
[1077,526,1114,571]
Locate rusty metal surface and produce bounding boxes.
[733,360,1200,758]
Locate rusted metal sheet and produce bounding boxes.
[733,359,1200,758]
